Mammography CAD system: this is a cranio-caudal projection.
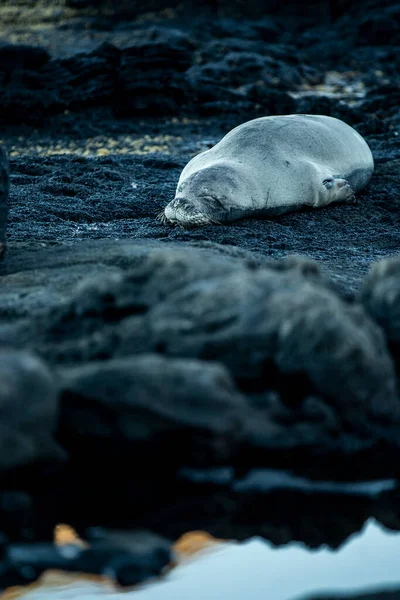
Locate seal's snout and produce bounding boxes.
[161,197,217,228]
[168,197,196,216]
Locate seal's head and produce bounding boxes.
[322,176,356,205]
[160,164,245,228]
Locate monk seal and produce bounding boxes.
[160,114,374,227]
[0,146,9,258]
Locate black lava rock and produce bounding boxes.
[361,257,400,371]
[356,5,400,46]
[0,349,64,473]
[70,542,171,587]
[0,44,50,71]
[60,353,248,467]
[0,532,172,590]
[117,35,194,115]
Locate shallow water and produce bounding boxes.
[180,467,397,496]
[18,519,400,600]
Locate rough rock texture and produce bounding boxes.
[1,246,396,436]
[0,36,316,123]
[0,240,267,322]
[0,349,62,473]
[0,1,400,124]
[0,529,171,590]
[0,43,120,123]
[310,591,400,600]
[111,252,397,430]
[361,257,400,370]
[59,353,247,467]
[118,31,194,115]
[63,0,347,20]
[0,244,399,481]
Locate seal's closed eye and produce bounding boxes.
[323,177,334,189]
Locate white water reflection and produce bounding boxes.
[19,519,400,600]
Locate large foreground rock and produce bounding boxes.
[0,348,63,472]
[113,251,398,430]
[361,257,400,370]
[59,353,247,466]
[1,244,397,436]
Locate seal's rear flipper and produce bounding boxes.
[323,177,356,205]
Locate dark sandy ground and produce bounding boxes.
[2,114,400,294]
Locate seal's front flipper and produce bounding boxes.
[323,177,356,205]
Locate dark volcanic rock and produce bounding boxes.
[2,244,396,435]
[1,532,172,590]
[362,84,400,115]
[0,44,50,71]
[0,26,321,122]
[114,251,398,430]
[65,534,172,587]
[118,31,194,115]
[294,96,362,127]
[59,353,247,467]
[2,0,400,555]
[0,240,264,322]
[56,43,121,109]
[309,590,400,600]
[0,492,35,543]
[0,147,8,258]
[0,349,63,473]
[361,257,400,370]
[63,0,347,20]
[85,527,171,555]
[195,38,321,92]
[356,5,400,46]
[242,85,296,114]
[198,16,283,43]
[0,43,121,123]
[3,242,399,479]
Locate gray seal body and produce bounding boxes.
[162,114,374,227]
